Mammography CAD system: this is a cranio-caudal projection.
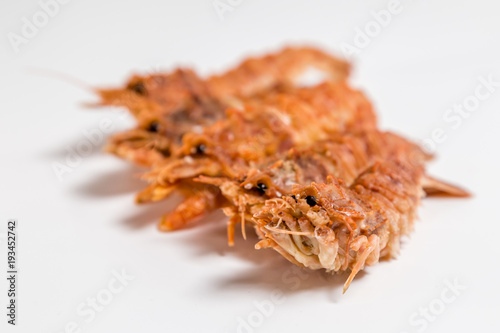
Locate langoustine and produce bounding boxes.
[90,46,471,293]
[137,82,378,231]
[96,47,350,166]
[252,155,469,293]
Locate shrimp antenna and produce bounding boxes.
[25,67,94,92]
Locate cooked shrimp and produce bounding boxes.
[253,157,468,293]
[97,47,350,166]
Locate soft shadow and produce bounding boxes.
[184,210,263,262]
[41,135,107,160]
[120,195,184,230]
[182,215,366,297]
[214,264,360,301]
[76,164,147,197]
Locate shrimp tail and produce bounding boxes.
[422,175,471,198]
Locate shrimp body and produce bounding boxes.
[253,159,424,292]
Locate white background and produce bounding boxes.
[1,0,500,332]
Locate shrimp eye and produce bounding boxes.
[306,195,317,207]
[129,81,146,95]
[256,183,268,194]
[147,121,160,133]
[291,195,297,202]
[195,144,207,155]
